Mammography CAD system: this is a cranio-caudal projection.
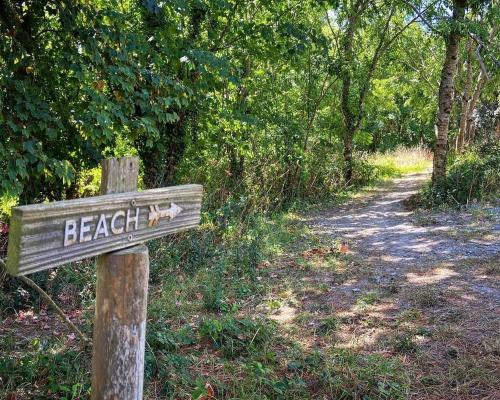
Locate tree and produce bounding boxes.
[456,37,475,152]
[328,0,421,182]
[432,0,467,183]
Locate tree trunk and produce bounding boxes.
[338,0,395,183]
[228,58,251,183]
[139,112,188,188]
[464,24,497,145]
[339,3,360,184]
[343,125,356,182]
[432,0,467,183]
[495,112,500,140]
[464,70,485,144]
[456,38,474,153]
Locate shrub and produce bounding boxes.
[421,141,500,207]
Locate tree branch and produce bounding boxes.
[469,24,499,81]
[356,4,396,122]
[401,0,442,36]
[0,259,90,345]
[209,0,243,52]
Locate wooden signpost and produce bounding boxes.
[5,156,203,399]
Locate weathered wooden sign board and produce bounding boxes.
[6,185,203,276]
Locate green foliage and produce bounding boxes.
[76,167,101,198]
[147,323,196,352]
[421,142,500,207]
[0,344,90,398]
[1,0,457,208]
[1,0,498,398]
[1,1,190,202]
[199,315,275,358]
[0,193,17,220]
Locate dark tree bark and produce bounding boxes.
[139,3,207,188]
[432,0,467,183]
[228,57,251,183]
[339,0,366,183]
[140,110,188,188]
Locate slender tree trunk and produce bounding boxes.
[465,70,485,144]
[456,38,474,153]
[464,24,497,145]
[343,124,356,182]
[140,111,188,188]
[495,112,500,140]
[432,0,467,183]
[228,57,251,183]
[338,0,395,183]
[339,3,360,183]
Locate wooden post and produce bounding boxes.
[91,157,149,400]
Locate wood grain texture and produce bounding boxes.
[92,157,147,400]
[100,157,140,195]
[6,184,203,275]
[91,245,149,400]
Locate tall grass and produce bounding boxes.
[368,147,433,177]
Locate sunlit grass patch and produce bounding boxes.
[355,291,380,310]
[369,146,432,177]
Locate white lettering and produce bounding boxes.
[93,214,109,240]
[64,219,77,247]
[79,216,93,242]
[111,210,125,234]
[63,208,141,245]
[126,208,140,232]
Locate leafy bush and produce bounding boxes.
[421,141,500,207]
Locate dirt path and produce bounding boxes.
[266,173,500,399]
[308,172,500,264]
[306,173,500,304]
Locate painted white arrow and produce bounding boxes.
[148,203,183,226]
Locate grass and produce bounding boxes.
[368,147,432,178]
[3,146,497,399]
[0,200,413,399]
[355,291,380,309]
[408,286,446,308]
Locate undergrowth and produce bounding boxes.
[0,147,430,399]
[414,141,500,208]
